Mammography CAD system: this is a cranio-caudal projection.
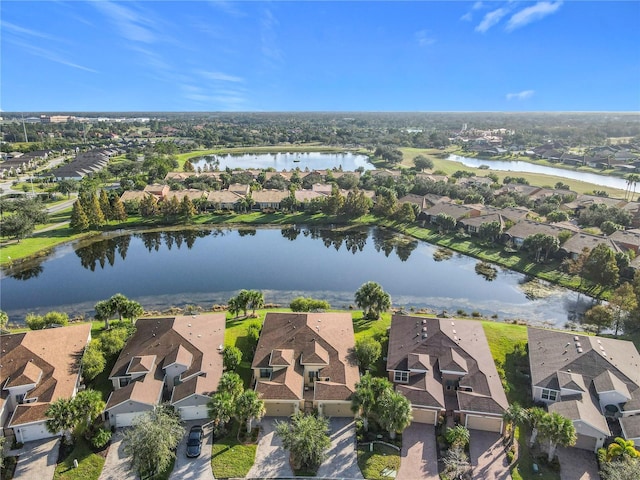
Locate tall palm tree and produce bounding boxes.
[351,373,392,431]
[503,403,528,445]
[527,407,547,446]
[45,398,78,444]
[236,390,266,437]
[539,412,577,462]
[378,389,412,440]
[627,174,640,201]
[207,391,235,433]
[73,389,105,435]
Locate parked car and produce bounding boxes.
[186,425,204,458]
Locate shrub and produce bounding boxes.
[91,428,112,449]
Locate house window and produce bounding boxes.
[119,377,131,388]
[541,388,558,401]
[260,369,272,379]
[394,371,409,383]
[16,393,25,404]
[309,371,319,381]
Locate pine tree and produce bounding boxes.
[87,193,106,228]
[139,195,158,217]
[99,190,112,220]
[180,195,196,218]
[110,195,128,222]
[70,200,90,231]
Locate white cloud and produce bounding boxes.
[92,1,157,44]
[199,71,245,83]
[260,8,283,66]
[506,90,535,101]
[473,2,484,10]
[460,12,473,22]
[475,7,509,33]
[415,30,436,47]
[506,1,563,31]
[1,20,56,40]
[8,39,97,73]
[207,0,245,17]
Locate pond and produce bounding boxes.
[0,226,593,326]
[191,151,374,172]
[448,154,628,190]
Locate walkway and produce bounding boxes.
[98,430,138,480]
[397,423,439,480]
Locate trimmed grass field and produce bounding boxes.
[53,438,105,480]
[210,422,258,479]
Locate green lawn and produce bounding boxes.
[357,443,401,480]
[210,422,257,479]
[53,438,105,480]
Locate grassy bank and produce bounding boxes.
[401,147,627,198]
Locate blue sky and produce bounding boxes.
[1,1,639,112]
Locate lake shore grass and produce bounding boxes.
[400,147,628,198]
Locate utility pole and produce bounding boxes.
[21,113,29,142]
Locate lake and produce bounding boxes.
[0,226,593,326]
[191,152,374,172]
[448,154,628,190]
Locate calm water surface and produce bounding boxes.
[192,152,373,172]
[0,227,592,326]
[448,154,628,190]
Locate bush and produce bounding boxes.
[90,428,112,449]
[290,297,331,312]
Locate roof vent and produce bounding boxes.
[422,319,427,324]
[452,329,456,334]
[577,347,583,353]
[422,333,428,339]
[574,336,579,341]
[422,327,427,332]
[575,342,582,348]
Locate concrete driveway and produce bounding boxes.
[469,430,511,480]
[246,417,294,479]
[316,417,364,479]
[98,430,137,480]
[557,447,600,480]
[397,423,440,480]
[11,437,59,480]
[169,421,215,480]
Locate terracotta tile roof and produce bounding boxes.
[2,324,91,426]
[207,190,243,204]
[252,313,359,403]
[295,190,325,202]
[165,189,207,202]
[120,191,151,203]
[252,189,289,203]
[108,315,225,407]
[387,315,507,415]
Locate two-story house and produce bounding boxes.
[104,314,225,427]
[387,315,508,432]
[251,312,360,418]
[1,324,92,443]
[528,327,640,451]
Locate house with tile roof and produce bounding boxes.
[251,312,359,418]
[528,327,640,451]
[1,324,92,443]
[105,314,225,427]
[386,315,508,432]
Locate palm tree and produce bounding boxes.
[538,412,577,462]
[605,437,640,462]
[626,174,640,201]
[45,398,78,444]
[248,290,264,316]
[351,373,392,431]
[73,389,105,435]
[217,372,244,401]
[235,390,266,437]
[527,407,547,446]
[378,389,412,440]
[503,403,528,445]
[207,391,235,433]
[445,425,470,448]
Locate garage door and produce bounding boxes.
[574,434,597,451]
[115,412,141,428]
[412,408,437,424]
[265,402,295,417]
[322,403,353,417]
[179,405,208,420]
[466,415,502,433]
[16,423,55,443]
